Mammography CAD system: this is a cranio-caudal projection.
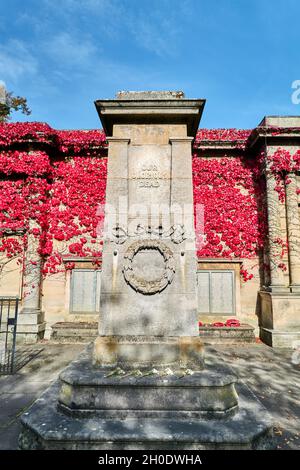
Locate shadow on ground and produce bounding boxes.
[0,342,299,449]
[213,344,300,449]
[0,342,84,450]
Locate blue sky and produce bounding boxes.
[0,0,299,130]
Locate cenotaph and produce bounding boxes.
[19,92,273,450]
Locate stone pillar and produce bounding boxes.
[17,224,45,343]
[265,164,287,292]
[285,172,300,292]
[93,91,205,367]
[99,136,130,336]
[260,146,300,347]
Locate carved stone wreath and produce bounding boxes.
[122,239,175,295]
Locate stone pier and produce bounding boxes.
[16,223,45,343]
[264,162,287,292]
[285,171,300,293]
[250,117,300,347]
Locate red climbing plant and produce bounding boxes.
[192,153,267,280]
[267,147,300,202]
[0,123,107,277]
[2,123,297,284]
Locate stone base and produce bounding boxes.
[259,291,300,347]
[93,335,204,369]
[16,324,46,344]
[51,322,98,343]
[19,346,274,450]
[57,347,238,419]
[16,310,46,344]
[199,324,255,344]
[260,327,300,348]
[19,380,274,450]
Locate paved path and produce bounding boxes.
[0,341,299,449]
[0,342,84,450]
[214,344,300,449]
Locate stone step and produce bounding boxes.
[50,322,255,344]
[50,322,98,343]
[19,380,274,450]
[19,346,274,450]
[199,324,256,344]
[57,346,239,420]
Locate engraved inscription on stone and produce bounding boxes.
[132,163,168,188]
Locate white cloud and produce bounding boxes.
[0,40,38,83]
[44,32,97,66]
[126,14,180,57]
[41,0,187,57]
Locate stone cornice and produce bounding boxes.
[94,98,206,138]
[247,117,300,149]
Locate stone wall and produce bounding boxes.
[1,118,300,345]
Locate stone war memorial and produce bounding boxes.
[14,91,277,449]
[2,93,300,351]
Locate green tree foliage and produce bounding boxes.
[0,89,31,123]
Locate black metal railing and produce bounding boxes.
[0,297,19,375]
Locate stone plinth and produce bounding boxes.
[16,310,46,344]
[58,346,237,419]
[259,291,300,347]
[19,346,274,450]
[19,385,274,450]
[93,335,204,368]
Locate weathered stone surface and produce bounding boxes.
[93,335,204,368]
[259,290,300,346]
[263,116,300,128]
[260,327,300,348]
[58,346,237,418]
[199,324,255,344]
[259,291,300,329]
[97,93,201,360]
[265,161,288,292]
[17,221,45,343]
[51,322,98,343]
[94,96,205,137]
[285,172,300,292]
[116,91,185,100]
[19,379,274,450]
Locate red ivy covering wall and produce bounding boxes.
[43,156,107,275]
[267,147,300,201]
[192,154,267,281]
[1,122,295,283]
[195,128,252,149]
[0,123,107,276]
